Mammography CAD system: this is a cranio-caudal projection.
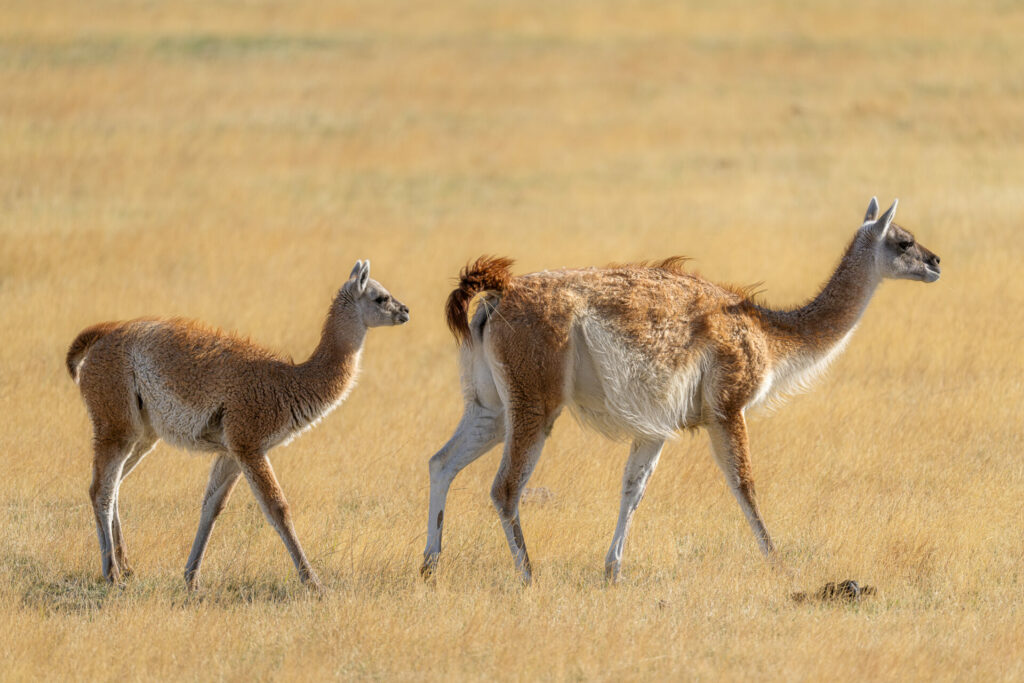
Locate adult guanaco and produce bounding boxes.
[422,199,939,583]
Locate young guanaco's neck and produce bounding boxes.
[292,291,365,408]
[756,231,881,361]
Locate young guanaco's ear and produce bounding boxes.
[348,259,371,295]
[868,199,898,241]
[349,260,363,280]
[864,196,880,223]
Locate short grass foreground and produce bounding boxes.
[2,0,1023,680]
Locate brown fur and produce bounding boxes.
[423,200,940,583]
[70,263,408,590]
[66,322,120,381]
[445,255,515,344]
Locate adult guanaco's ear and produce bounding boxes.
[868,199,898,241]
[864,196,879,223]
[349,259,371,295]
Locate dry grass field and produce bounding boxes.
[2,0,1023,679]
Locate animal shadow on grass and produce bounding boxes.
[791,579,877,606]
[15,558,307,613]
[21,571,122,615]
[178,577,313,607]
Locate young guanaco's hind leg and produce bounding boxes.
[110,435,157,578]
[706,413,777,559]
[422,404,505,577]
[605,438,665,583]
[237,453,322,591]
[490,405,557,585]
[184,455,243,591]
[90,431,134,583]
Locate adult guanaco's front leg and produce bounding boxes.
[706,412,776,559]
[605,438,665,584]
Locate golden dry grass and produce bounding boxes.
[2,0,1023,679]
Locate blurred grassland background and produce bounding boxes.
[1,0,1022,679]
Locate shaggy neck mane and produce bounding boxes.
[756,231,880,362]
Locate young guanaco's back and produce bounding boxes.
[68,260,409,591]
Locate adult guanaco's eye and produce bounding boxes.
[375,296,388,304]
[898,240,913,251]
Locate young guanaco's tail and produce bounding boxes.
[66,322,118,381]
[445,256,515,345]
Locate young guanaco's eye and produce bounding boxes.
[375,295,388,305]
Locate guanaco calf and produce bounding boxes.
[68,260,409,590]
[423,198,940,583]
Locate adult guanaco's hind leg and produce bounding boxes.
[489,405,556,585]
[422,404,505,577]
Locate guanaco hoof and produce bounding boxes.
[792,579,877,604]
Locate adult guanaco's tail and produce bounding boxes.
[66,322,118,381]
[445,256,515,345]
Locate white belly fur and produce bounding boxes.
[567,320,706,441]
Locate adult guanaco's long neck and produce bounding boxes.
[756,232,881,363]
[290,293,365,418]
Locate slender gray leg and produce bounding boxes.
[184,455,242,591]
[421,405,504,578]
[604,438,665,583]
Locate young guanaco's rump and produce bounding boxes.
[68,260,409,591]
[422,198,940,584]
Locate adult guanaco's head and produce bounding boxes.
[862,197,941,283]
[343,259,410,327]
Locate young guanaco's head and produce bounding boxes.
[343,260,410,327]
[861,197,941,283]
